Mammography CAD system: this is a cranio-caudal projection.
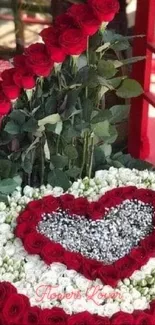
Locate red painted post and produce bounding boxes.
[128,0,155,159]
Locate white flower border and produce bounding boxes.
[1,167,155,317]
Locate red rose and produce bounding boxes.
[68,312,94,325]
[150,300,155,314]
[1,68,21,100]
[42,195,59,213]
[114,256,138,280]
[17,208,42,225]
[83,258,101,281]
[0,282,17,310]
[25,43,53,77]
[130,246,148,266]
[59,28,87,56]
[23,306,41,325]
[54,13,77,32]
[0,89,11,116]
[111,311,134,325]
[94,315,110,325]
[40,27,66,63]
[71,197,88,215]
[68,4,101,36]
[88,0,120,22]
[97,265,118,287]
[2,293,28,323]
[141,232,155,256]
[87,201,104,220]
[15,222,35,240]
[0,313,4,324]
[134,311,153,325]
[14,54,30,73]
[134,188,154,203]
[60,194,75,211]
[13,70,36,90]
[41,242,64,265]
[65,251,82,272]
[24,233,48,255]
[39,307,68,325]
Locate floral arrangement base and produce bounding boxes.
[1,168,155,324]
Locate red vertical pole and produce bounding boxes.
[128,0,155,159]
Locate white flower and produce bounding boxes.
[0,224,10,235]
[120,301,134,313]
[103,302,120,317]
[133,297,148,310]
[0,202,6,211]
[74,275,91,292]
[52,187,63,196]
[23,186,34,198]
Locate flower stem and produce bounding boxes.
[40,137,45,185]
[80,131,88,178]
[85,37,89,98]
[88,134,95,179]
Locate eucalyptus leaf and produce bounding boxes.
[0,178,18,194]
[116,79,143,98]
[9,110,26,125]
[109,105,130,123]
[50,155,68,169]
[91,110,112,124]
[48,169,70,191]
[98,60,117,79]
[4,121,20,135]
[92,120,110,137]
[38,114,61,127]
[66,167,80,179]
[64,145,78,160]
[45,96,57,115]
[22,118,38,132]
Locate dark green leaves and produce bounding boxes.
[116,79,143,98]
[97,60,117,79]
[0,178,19,195]
[48,169,70,191]
[4,121,21,135]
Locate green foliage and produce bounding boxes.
[0,26,146,192]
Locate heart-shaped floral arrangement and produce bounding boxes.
[1,170,155,324]
[15,186,155,287]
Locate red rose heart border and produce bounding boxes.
[15,186,155,287]
[0,281,155,324]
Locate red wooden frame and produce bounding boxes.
[128,0,155,159]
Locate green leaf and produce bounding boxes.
[105,125,118,143]
[0,160,11,179]
[109,105,130,123]
[38,114,61,127]
[9,110,26,125]
[4,121,20,135]
[96,42,110,53]
[50,155,68,169]
[45,96,57,115]
[22,118,38,132]
[99,143,112,158]
[66,167,80,179]
[82,98,93,123]
[116,79,143,98]
[64,145,78,160]
[48,169,70,191]
[91,110,112,124]
[113,56,146,68]
[0,178,18,194]
[92,120,110,137]
[108,77,125,88]
[98,60,117,79]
